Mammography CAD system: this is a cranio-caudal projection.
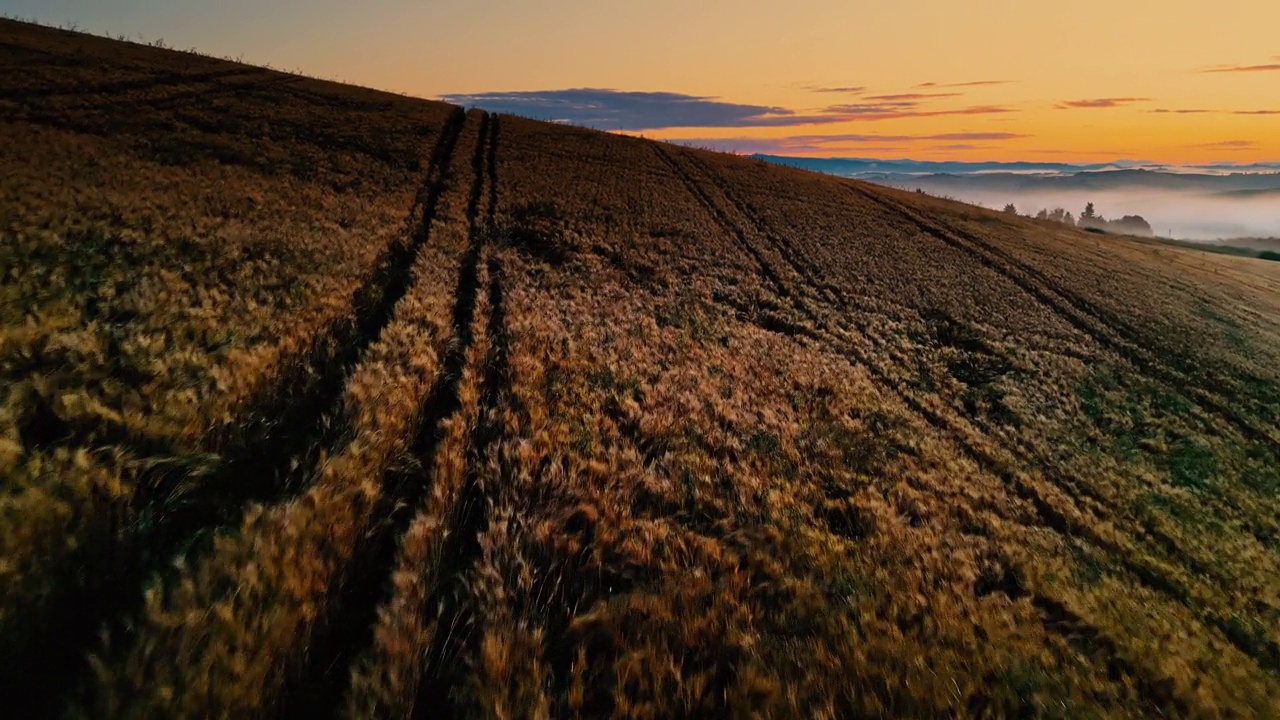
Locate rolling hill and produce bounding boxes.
[3,18,1280,719]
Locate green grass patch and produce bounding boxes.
[1167,439,1217,490]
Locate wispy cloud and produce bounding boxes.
[438,88,854,130]
[1057,97,1152,109]
[1154,107,1280,115]
[820,103,1016,121]
[822,102,916,114]
[668,137,907,154]
[915,80,1013,88]
[440,88,1016,131]
[1200,63,1280,73]
[1197,140,1256,148]
[663,132,1029,155]
[864,92,964,101]
[806,85,866,94]
[787,131,1029,143]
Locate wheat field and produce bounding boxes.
[3,18,1280,719]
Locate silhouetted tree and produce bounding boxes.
[1035,208,1049,221]
[1003,203,1018,215]
[1077,202,1109,231]
[1109,215,1153,236]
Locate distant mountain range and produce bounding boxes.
[753,155,1280,182]
[754,155,1280,240]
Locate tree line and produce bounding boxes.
[1003,202,1153,236]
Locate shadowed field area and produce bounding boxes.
[3,19,1280,719]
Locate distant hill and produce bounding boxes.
[5,18,1280,719]
[753,156,1280,240]
[755,156,1280,193]
[755,154,1280,183]
[887,168,1280,194]
[1217,186,1280,199]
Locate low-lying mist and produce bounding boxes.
[918,187,1280,241]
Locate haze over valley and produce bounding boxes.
[755,157,1280,241]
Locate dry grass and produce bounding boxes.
[4,18,1280,719]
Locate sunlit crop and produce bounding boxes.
[4,18,1280,719]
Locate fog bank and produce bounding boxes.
[899,186,1280,240]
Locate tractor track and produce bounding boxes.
[652,144,1224,714]
[412,113,514,720]
[1,106,468,719]
[279,112,501,720]
[852,185,1277,452]
[653,144,796,304]
[682,151,848,307]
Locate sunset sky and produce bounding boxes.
[6,0,1279,163]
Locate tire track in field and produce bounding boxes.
[729,181,1280,666]
[681,151,848,307]
[669,168,1101,493]
[843,185,1280,680]
[661,150,1110,553]
[0,107,469,720]
[1031,595,1191,718]
[157,105,467,561]
[671,148,913,350]
[653,144,832,343]
[847,188,1280,575]
[853,185,1278,451]
[655,146,1207,713]
[282,112,501,720]
[627,138,1216,709]
[866,211,1280,643]
[652,144,797,303]
[413,115,514,720]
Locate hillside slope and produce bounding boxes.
[3,19,1280,719]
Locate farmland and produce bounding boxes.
[4,18,1280,719]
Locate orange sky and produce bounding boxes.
[13,0,1280,162]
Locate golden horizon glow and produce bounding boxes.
[12,0,1280,163]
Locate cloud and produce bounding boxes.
[1153,107,1280,115]
[931,132,1028,140]
[788,131,1029,143]
[914,80,1013,88]
[663,132,1029,155]
[437,88,854,130]
[822,102,917,114]
[670,137,909,154]
[1200,63,1280,73]
[819,103,1016,121]
[1197,140,1255,148]
[807,85,866,94]
[439,88,1015,131]
[1057,98,1152,109]
[864,92,963,101]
